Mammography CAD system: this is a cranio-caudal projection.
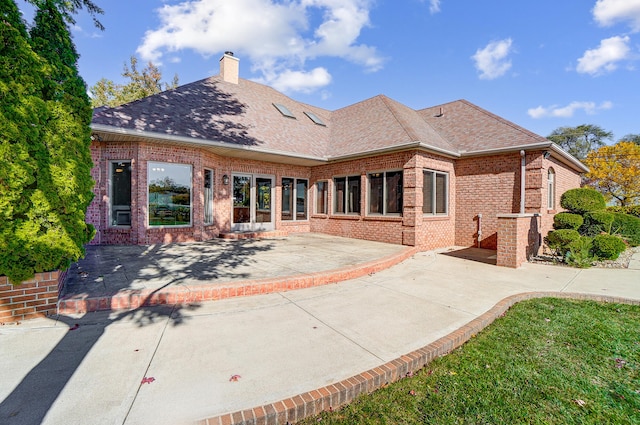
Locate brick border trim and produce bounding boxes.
[57,247,420,315]
[199,292,640,425]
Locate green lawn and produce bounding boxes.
[302,299,640,424]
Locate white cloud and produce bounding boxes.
[429,0,441,14]
[471,38,513,80]
[593,0,640,32]
[527,101,613,119]
[136,0,382,93]
[576,35,630,75]
[259,67,332,93]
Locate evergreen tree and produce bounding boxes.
[0,0,94,284]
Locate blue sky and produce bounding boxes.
[19,0,640,141]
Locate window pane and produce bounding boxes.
[334,177,345,213]
[369,173,384,214]
[423,172,433,214]
[386,171,403,214]
[347,176,360,214]
[435,173,447,214]
[204,169,213,224]
[282,178,293,221]
[316,181,327,214]
[111,162,131,226]
[296,179,308,220]
[256,177,272,224]
[148,162,192,226]
[233,175,251,224]
[548,170,555,209]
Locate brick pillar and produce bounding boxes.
[497,214,540,268]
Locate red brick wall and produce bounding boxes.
[455,153,521,249]
[0,272,63,323]
[497,214,542,268]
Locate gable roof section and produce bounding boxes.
[419,99,548,154]
[92,76,332,162]
[327,95,457,159]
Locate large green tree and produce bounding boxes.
[547,124,613,161]
[90,56,179,107]
[25,0,104,29]
[0,0,94,284]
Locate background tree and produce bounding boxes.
[25,0,104,29]
[90,56,179,107]
[547,124,613,161]
[619,133,640,145]
[0,0,95,284]
[584,141,640,206]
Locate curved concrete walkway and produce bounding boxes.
[1,246,639,425]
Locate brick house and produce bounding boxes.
[88,53,587,252]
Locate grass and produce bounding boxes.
[301,298,640,424]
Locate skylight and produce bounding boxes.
[304,111,326,126]
[273,103,296,119]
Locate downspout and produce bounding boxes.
[520,150,525,214]
[477,213,482,248]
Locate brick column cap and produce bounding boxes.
[497,213,540,218]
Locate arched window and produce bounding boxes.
[547,168,556,210]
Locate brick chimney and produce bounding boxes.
[220,51,239,84]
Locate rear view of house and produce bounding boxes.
[88,53,586,254]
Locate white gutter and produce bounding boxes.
[461,141,588,173]
[90,124,328,164]
[327,141,460,162]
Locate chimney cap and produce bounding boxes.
[224,51,234,56]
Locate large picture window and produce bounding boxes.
[368,171,403,215]
[282,178,308,221]
[148,162,192,226]
[110,161,131,226]
[423,170,448,215]
[334,176,361,214]
[204,169,214,224]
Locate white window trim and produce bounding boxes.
[547,168,556,210]
[367,170,403,216]
[315,180,329,215]
[108,160,132,227]
[204,168,214,225]
[147,161,193,228]
[333,175,361,215]
[423,169,449,216]
[282,177,309,221]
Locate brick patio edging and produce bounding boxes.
[198,292,640,425]
[57,247,420,315]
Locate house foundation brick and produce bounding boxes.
[0,271,65,323]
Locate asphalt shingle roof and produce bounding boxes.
[92,76,552,160]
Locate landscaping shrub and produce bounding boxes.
[612,213,640,246]
[581,211,615,236]
[560,188,606,214]
[607,205,640,218]
[545,229,581,257]
[553,212,583,230]
[566,237,594,268]
[592,234,627,260]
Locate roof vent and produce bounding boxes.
[220,52,239,84]
[435,107,444,117]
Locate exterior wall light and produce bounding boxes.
[222,174,230,185]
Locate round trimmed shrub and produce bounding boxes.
[592,234,627,260]
[560,188,606,214]
[553,212,583,230]
[545,229,581,256]
[581,211,615,236]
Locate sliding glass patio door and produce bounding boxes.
[232,174,274,231]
